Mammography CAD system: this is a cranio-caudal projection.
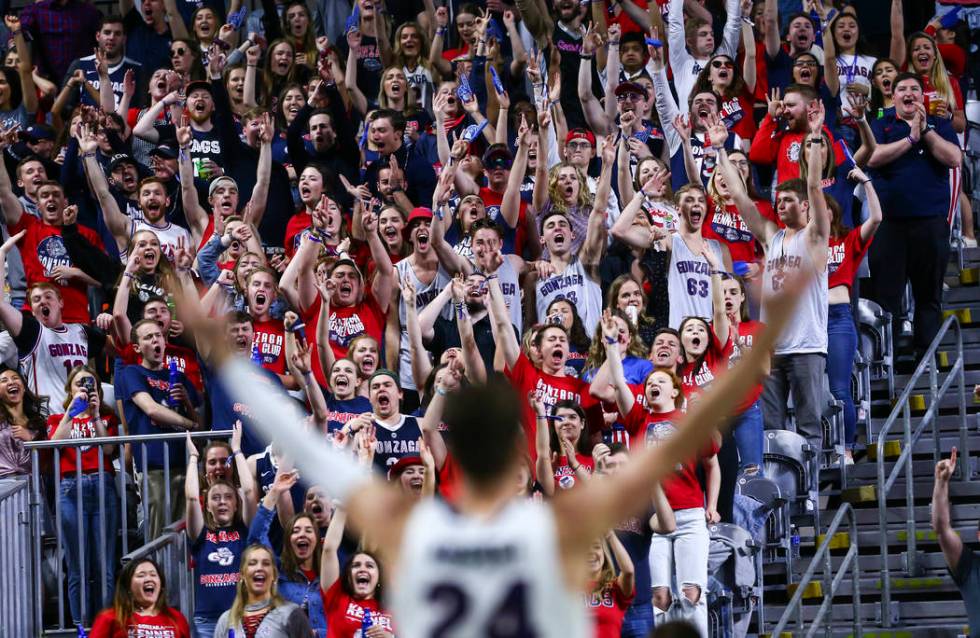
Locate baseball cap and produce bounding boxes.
[615,81,648,99]
[328,256,363,280]
[566,128,596,148]
[368,369,400,388]
[185,80,213,96]
[19,124,54,142]
[404,207,434,239]
[108,154,138,171]
[208,175,238,197]
[148,145,178,160]
[482,144,513,170]
[387,455,424,480]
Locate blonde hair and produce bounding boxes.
[591,538,618,594]
[907,32,956,108]
[228,545,286,626]
[547,163,593,214]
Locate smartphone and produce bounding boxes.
[80,377,96,393]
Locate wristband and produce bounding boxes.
[861,179,871,185]
[189,453,199,460]
[122,271,136,279]
[570,464,581,472]
[604,336,617,345]
[232,449,242,456]
[435,386,448,396]
[907,135,915,146]
[579,53,593,60]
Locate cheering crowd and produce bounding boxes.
[0,0,971,635]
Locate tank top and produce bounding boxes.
[480,257,522,334]
[393,498,588,638]
[20,322,89,409]
[761,229,828,355]
[666,235,723,329]
[396,259,451,391]
[535,259,602,336]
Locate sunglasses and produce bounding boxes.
[711,60,734,69]
[171,47,187,57]
[805,138,825,146]
[616,93,642,102]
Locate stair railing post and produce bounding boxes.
[904,400,917,577]
[850,506,862,638]
[877,426,891,628]
[958,319,969,483]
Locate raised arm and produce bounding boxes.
[608,530,635,598]
[5,17,37,114]
[133,92,178,143]
[80,126,129,249]
[230,421,257,517]
[933,447,964,571]
[111,253,141,346]
[803,105,830,252]
[501,118,532,228]
[532,396,556,497]
[175,116,210,243]
[319,501,347,591]
[581,139,614,268]
[418,381,449,469]
[889,0,905,66]
[487,276,519,369]
[610,172,667,250]
[849,166,882,244]
[162,0,190,40]
[718,0,743,58]
[740,1,757,95]
[184,432,205,539]
[716,136,775,244]
[401,277,433,391]
[449,276,486,384]
[531,102,552,214]
[822,23,839,96]
[555,268,805,553]
[0,128,25,227]
[315,278,335,381]
[0,231,25,336]
[599,316,636,417]
[244,113,274,228]
[578,26,610,137]
[361,204,396,313]
[763,0,780,59]
[702,247,729,345]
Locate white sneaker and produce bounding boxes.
[964,237,978,248]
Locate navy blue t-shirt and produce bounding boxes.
[325,392,372,434]
[615,510,653,616]
[870,114,959,219]
[372,415,423,471]
[191,523,248,619]
[118,364,202,469]
[203,362,284,457]
[63,54,143,109]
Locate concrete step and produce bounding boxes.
[762,600,966,626]
[841,478,980,505]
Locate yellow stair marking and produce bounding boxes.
[786,581,823,599]
[868,440,901,461]
[960,267,979,285]
[815,531,850,550]
[938,351,950,368]
[908,395,926,411]
[841,485,876,503]
[896,530,937,542]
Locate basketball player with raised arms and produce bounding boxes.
[214,274,803,638]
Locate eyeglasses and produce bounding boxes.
[616,93,642,102]
[711,60,734,69]
[567,141,592,150]
[805,138,825,146]
[793,60,817,68]
[171,47,187,57]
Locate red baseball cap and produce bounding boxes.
[387,456,424,480]
[566,128,596,148]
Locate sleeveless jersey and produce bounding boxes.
[393,498,588,638]
[480,257,522,334]
[372,415,423,471]
[535,259,602,336]
[20,323,90,409]
[667,235,723,329]
[761,229,828,355]
[127,214,192,264]
[396,260,452,391]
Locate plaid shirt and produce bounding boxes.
[19,0,101,82]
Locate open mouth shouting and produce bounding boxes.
[294,536,312,556]
[141,580,157,599]
[798,67,813,82]
[353,571,372,588]
[687,208,703,226]
[415,230,430,251]
[553,231,567,249]
[383,226,399,244]
[690,336,702,349]
[361,353,376,372]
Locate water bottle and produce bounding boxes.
[167,360,179,407]
[790,525,801,560]
[77,625,87,638]
[361,609,373,636]
[251,342,262,365]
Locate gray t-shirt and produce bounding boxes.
[951,547,980,638]
[214,601,313,638]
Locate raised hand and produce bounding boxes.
[847,166,870,184]
[123,69,136,98]
[806,98,825,134]
[399,275,417,307]
[0,230,25,256]
[767,88,784,120]
[671,113,692,139]
[936,447,957,482]
[231,420,243,453]
[647,27,664,70]
[600,134,616,164]
[175,114,192,148]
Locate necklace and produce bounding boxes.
[245,598,272,612]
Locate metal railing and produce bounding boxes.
[769,503,862,638]
[121,520,193,618]
[0,477,35,637]
[26,430,231,632]
[875,315,967,628]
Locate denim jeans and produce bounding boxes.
[621,600,654,638]
[59,472,119,625]
[193,615,218,638]
[827,304,858,450]
[731,401,764,470]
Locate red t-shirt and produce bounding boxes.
[505,353,599,462]
[679,330,734,401]
[608,0,651,33]
[327,292,385,361]
[441,43,470,62]
[11,215,103,323]
[586,580,634,638]
[300,297,327,386]
[284,209,313,258]
[553,452,594,490]
[828,227,872,292]
[89,608,191,638]
[252,318,287,376]
[720,90,757,141]
[118,341,204,393]
[45,412,119,475]
[703,198,762,265]
[621,404,710,509]
[730,319,765,410]
[479,186,527,256]
[749,117,843,184]
[321,580,394,638]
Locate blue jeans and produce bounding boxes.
[621,600,654,638]
[732,401,764,470]
[193,615,218,638]
[59,473,119,625]
[827,303,858,449]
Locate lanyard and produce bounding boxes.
[842,52,859,85]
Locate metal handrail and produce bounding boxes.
[121,520,193,618]
[0,478,34,637]
[875,315,967,628]
[24,429,233,449]
[769,503,862,638]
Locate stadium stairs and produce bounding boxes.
[762,247,980,637]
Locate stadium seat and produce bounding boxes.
[857,298,894,399]
[707,523,761,638]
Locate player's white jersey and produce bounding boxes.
[535,259,602,336]
[667,235,723,329]
[20,323,89,409]
[393,498,588,638]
